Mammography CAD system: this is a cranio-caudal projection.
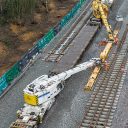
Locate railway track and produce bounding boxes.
[44,1,93,62]
[80,28,128,128]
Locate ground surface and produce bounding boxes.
[111,1,128,127]
[112,61,128,128]
[0,0,77,76]
[0,0,128,128]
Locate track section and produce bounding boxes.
[51,25,99,74]
[44,1,93,62]
[80,34,128,127]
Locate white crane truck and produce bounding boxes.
[10,58,101,128]
[9,0,114,127]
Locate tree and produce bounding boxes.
[3,0,36,19]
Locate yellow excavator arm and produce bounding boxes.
[92,0,114,41]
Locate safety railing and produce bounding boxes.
[0,0,87,95]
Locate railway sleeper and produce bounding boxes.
[81,121,107,128]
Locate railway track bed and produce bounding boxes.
[43,1,93,63]
[80,25,128,128]
[52,24,100,74]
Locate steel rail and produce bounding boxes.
[80,28,128,128]
[44,0,93,62]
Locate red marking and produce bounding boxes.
[104,62,110,71]
[114,36,118,44]
[99,41,108,46]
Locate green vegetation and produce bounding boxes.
[0,0,37,21]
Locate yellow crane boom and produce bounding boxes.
[85,0,118,91]
[92,0,114,41]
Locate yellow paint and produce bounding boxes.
[85,42,112,91]
[84,23,120,91]
[24,93,38,106]
[85,66,101,91]
[92,0,114,41]
[100,42,112,62]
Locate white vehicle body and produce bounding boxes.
[10,58,101,128]
[24,58,101,106]
[101,0,114,7]
[17,98,55,122]
[10,98,55,128]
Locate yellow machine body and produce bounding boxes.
[100,28,119,62]
[92,0,114,41]
[85,0,120,91]
[24,93,38,106]
[85,27,120,91]
[92,0,108,19]
[85,66,101,91]
[100,42,112,62]
[85,43,112,91]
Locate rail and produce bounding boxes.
[80,23,128,128]
[44,1,93,62]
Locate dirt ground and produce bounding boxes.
[0,0,78,76]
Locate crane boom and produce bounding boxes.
[92,0,114,41]
[24,58,101,106]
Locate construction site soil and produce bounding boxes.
[0,0,77,76]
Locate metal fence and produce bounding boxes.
[0,0,87,95]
